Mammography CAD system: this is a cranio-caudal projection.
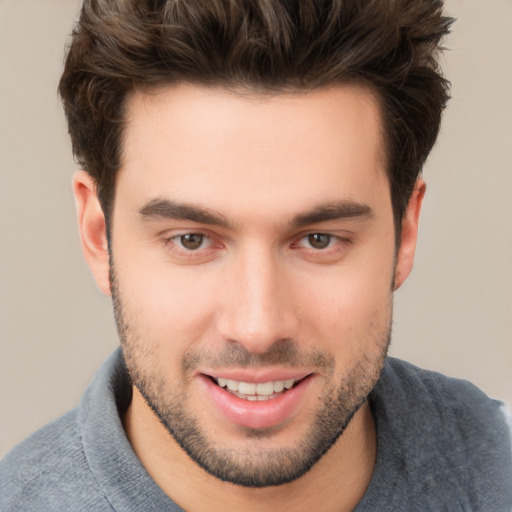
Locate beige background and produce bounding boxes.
[1,0,511,458]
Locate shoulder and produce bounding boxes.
[372,358,512,509]
[381,357,509,428]
[0,409,112,511]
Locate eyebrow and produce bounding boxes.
[290,201,373,227]
[139,199,235,229]
[138,198,373,229]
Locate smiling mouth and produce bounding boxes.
[208,376,308,402]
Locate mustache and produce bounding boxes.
[182,338,335,373]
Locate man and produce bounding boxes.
[1,0,511,510]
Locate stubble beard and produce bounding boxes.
[111,266,391,488]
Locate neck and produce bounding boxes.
[124,388,376,512]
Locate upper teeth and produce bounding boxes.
[216,378,296,396]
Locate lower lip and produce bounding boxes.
[199,375,313,430]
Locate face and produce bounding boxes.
[77,84,421,487]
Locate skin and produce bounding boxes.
[73,84,424,512]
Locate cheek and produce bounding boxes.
[113,250,222,359]
[296,257,394,353]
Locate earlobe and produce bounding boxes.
[394,179,426,290]
[72,170,111,296]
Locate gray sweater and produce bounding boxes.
[1,348,511,511]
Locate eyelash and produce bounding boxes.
[170,233,212,250]
[163,232,219,260]
[162,231,352,262]
[297,233,337,250]
[292,233,353,262]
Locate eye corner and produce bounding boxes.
[290,231,355,263]
[160,230,225,264]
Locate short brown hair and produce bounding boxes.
[59,0,453,234]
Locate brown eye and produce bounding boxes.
[180,233,205,250]
[307,233,332,249]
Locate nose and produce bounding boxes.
[216,247,299,354]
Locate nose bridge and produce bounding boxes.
[217,243,297,353]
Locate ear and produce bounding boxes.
[72,170,111,296]
[394,179,426,290]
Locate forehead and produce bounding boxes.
[118,84,389,223]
